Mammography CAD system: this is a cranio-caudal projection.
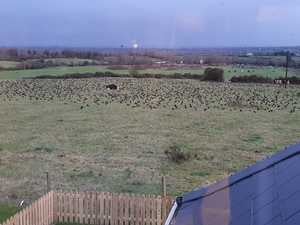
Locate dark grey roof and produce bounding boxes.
[171,142,300,225]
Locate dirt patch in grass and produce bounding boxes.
[165,144,194,163]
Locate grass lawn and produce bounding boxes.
[42,58,97,64]
[0,65,205,80]
[223,66,299,79]
[0,66,111,80]
[0,205,18,223]
[0,102,299,200]
[0,78,299,203]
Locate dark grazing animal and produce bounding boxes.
[106,84,118,90]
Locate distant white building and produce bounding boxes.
[155,61,167,65]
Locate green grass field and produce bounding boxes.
[43,58,96,64]
[0,62,298,80]
[223,66,299,79]
[0,78,299,203]
[0,66,110,80]
[0,102,299,199]
[0,205,18,223]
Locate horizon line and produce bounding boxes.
[0,45,300,50]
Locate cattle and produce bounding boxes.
[274,79,290,85]
[274,79,282,85]
[106,84,118,90]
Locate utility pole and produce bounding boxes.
[285,51,289,88]
[46,172,50,193]
[161,176,167,197]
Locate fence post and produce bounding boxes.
[161,176,167,197]
[45,172,50,194]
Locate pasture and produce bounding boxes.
[0,78,299,204]
[0,62,299,80]
[43,58,97,64]
[0,66,110,80]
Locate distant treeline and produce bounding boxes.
[0,59,98,71]
[2,47,300,68]
[0,48,105,61]
[0,48,164,66]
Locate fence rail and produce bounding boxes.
[1,191,174,225]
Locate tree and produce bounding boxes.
[203,68,224,82]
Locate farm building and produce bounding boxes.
[165,142,300,225]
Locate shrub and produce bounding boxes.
[129,67,139,76]
[203,68,224,82]
[104,71,115,76]
[230,75,273,83]
[31,72,204,80]
[164,144,192,163]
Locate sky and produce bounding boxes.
[0,0,300,48]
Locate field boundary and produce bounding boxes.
[0,191,174,225]
[30,71,205,81]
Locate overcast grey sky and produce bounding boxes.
[0,0,300,48]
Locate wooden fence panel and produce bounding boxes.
[1,191,174,225]
[0,191,56,225]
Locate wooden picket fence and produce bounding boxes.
[1,191,55,225]
[1,191,174,225]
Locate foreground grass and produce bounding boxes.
[0,101,299,201]
[0,64,298,80]
[0,205,18,223]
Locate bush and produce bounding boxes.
[203,68,224,82]
[31,72,204,80]
[230,75,273,83]
[164,144,192,163]
[129,67,139,76]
